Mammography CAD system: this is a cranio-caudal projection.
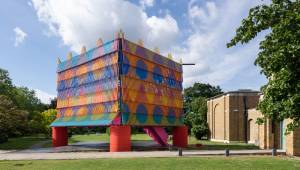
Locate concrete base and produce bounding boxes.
[110,125,131,152]
[52,127,68,147]
[172,126,188,148]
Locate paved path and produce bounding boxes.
[29,140,51,149]
[0,149,286,160]
[0,141,286,160]
[9,141,166,153]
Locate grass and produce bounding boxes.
[0,157,299,170]
[69,134,259,150]
[0,134,153,150]
[69,133,109,143]
[0,133,258,150]
[69,133,151,143]
[0,135,50,150]
[188,136,259,150]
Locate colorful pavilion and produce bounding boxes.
[51,32,188,151]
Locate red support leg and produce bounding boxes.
[110,125,131,152]
[173,126,188,148]
[52,127,68,147]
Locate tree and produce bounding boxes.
[41,109,57,137]
[0,68,47,116]
[0,68,12,85]
[227,0,300,132]
[186,97,209,139]
[0,68,50,139]
[184,83,223,139]
[0,68,14,99]
[0,95,29,142]
[35,109,57,137]
[13,87,47,117]
[184,83,223,103]
[48,98,57,109]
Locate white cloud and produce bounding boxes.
[140,0,154,9]
[31,0,268,91]
[172,0,268,88]
[34,89,55,104]
[188,0,218,30]
[31,0,178,54]
[13,27,27,47]
[146,14,178,48]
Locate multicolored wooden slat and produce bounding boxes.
[51,38,183,127]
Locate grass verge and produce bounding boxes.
[0,157,299,170]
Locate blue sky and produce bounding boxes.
[0,0,268,103]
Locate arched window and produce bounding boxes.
[213,104,221,139]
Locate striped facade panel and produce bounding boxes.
[51,40,120,127]
[120,40,184,126]
[51,38,184,127]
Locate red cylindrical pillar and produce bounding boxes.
[110,125,131,152]
[52,127,68,147]
[173,126,188,148]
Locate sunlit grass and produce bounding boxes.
[0,157,299,170]
[69,134,258,150]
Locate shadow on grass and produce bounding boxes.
[0,135,49,150]
[14,161,32,167]
[3,134,259,151]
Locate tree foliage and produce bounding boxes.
[184,83,223,139]
[0,95,29,142]
[228,0,300,131]
[0,68,52,142]
[185,97,209,139]
[37,109,57,137]
[184,83,223,103]
[48,98,57,109]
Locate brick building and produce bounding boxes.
[207,89,300,156]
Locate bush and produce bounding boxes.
[0,133,8,143]
[191,123,208,140]
[0,95,30,139]
[38,109,57,137]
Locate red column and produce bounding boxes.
[110,125,131,152]
[52,127,68,147]
[173,126,188,148]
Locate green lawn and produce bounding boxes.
[188,136,259,150]
[0,157,299,170]
[0,135,50,150]
[69,133,152,143]
[0,133,258,150]
[69,134,259,150]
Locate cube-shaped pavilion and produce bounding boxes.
[51,32,188,151]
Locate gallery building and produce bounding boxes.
[207,89,300,156]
